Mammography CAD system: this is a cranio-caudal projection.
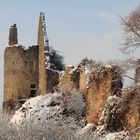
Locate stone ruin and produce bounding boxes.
[3,13,140,135]
[3,13,59,111]
[58,58,140,133]
[58,59,123,124]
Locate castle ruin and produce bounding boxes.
[3,13,59,110]
[3,13,140,132]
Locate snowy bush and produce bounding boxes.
[59,87,86,118]
[0,112,77,140]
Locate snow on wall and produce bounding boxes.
[40,12,50,68]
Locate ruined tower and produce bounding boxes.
[135,59,140,83]
[9,24,18,46]
[3,13,59,110]
[4,25,39,109]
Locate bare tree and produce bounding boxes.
[49,47,65,71]
[120,5,140,82]
[121,5,140,55]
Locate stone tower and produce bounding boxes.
[4,25,39,109]
[38,12,50,94]
[135,59,140,83]
[9,24,18,46]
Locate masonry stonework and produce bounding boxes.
[58,64,123,124]
[38,13,47,94]
[3,13,54,110]
[4,46,39,102]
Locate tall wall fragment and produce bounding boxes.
[38,12,48,94]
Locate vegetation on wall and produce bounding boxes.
[50,47,65,71]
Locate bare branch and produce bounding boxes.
[120,6,140,55]
[124,75,136,81]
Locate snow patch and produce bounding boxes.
[11,93,63,125]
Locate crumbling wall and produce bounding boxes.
[58,66,79,90]
[58,62,123,125]
[85,67,113,124]
[4,45,39,105]
[97,84,140,133]
[121,85,140,130]
[38,13,47,94]
[81,65,122,124]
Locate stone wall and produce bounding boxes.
[98,84,140,132]
[121,85,140,130]
[85,68,113,124]
[80,65,122,124]
[58,64,123,124]
[58,66,79,90]
[4,45,39,103]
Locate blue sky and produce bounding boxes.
[0,0,140,105]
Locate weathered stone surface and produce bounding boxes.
[80,65,122,124]
[121,85,140,130]
[58,66,79,90]
[4,45,39,103]
[58,63,123,125]
[38,13,47,94]
[4,13,52,111]
[98,84,140,133]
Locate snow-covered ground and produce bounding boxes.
[11,93,63,124]
[10,91,130,140]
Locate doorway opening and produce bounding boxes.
[30,84,36,97]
